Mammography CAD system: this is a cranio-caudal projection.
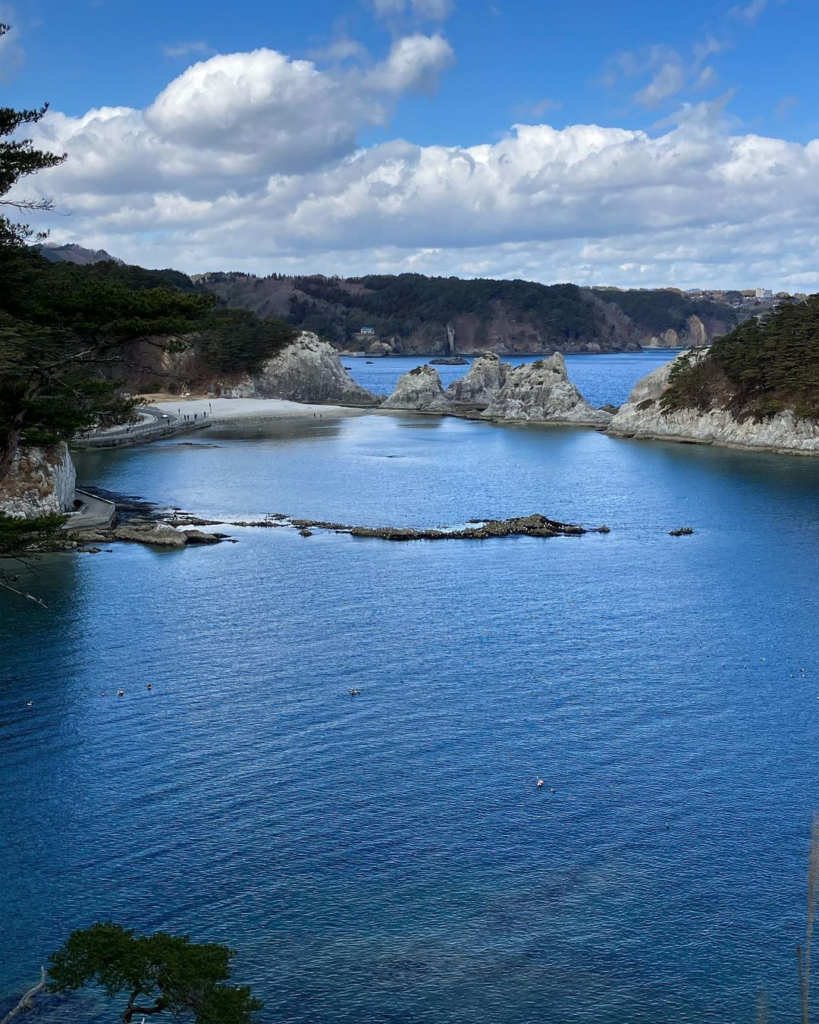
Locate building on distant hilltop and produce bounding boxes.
[754,288,773,300]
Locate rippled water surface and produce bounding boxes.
[3,354,819,1023]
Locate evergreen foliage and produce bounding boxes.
[197,308,296,375]
[48,922,262,1024]
[593,287,735,334]
[663,296,819,419]
[0,49,293,483]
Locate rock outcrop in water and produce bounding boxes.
[381,352,609,426]
[444,352,509,410]
[381,364,452,413]
[0,444,76,518]
[251,333,381,406]
[175,511,607,541]
[607,351,819,454]
[481,354,612,426]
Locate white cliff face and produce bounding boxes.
[0,444,76,518]
[381,365,452,413]
[482,353,612,426]
[624,355,683,405]
[252,333,381,406]
[445,352,509,409]
[608,351,819,453]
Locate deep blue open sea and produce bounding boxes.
[3,352,819,1023]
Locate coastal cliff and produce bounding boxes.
[0,444,76,518]
[608,349,819,454]
[251,333,381,406]
[482,354,612,426]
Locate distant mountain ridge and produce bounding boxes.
[27,243,740,356]
[37,243,124,266]
[195,272,739,357]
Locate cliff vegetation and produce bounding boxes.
[663,297,819,420]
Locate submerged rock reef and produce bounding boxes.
[171,511,608,542]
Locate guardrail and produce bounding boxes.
[71,409,211,449]
[61,489,117,532]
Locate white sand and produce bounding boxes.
[154,397,369,424]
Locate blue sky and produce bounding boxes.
[4,0,818,289]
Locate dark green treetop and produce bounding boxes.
[48,922,263,1024]
[663,294,819,420]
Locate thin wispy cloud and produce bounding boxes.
[513,97,562,121]
[776,94,800,118]
[601,0,780,112]
[604,42,715,110]
[368,0,454,23]
[730,0,768,25]
[307,37,368,63]
[162,40,213,59]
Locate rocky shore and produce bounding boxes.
[607,352,819,455]
[168,511,608,541]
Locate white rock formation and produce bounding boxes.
[0,444,76,518]
[608,351,819,453]
[381,365,453,413]
[252,333,381,406]
[445,352,509,409]
[482,353,612,426]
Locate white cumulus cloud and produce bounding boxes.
[18,42,819,292]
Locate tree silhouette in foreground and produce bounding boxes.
[47,923,262,1024]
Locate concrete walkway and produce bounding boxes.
[61,489,117,532]
[72,406,211,449]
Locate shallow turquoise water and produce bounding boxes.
[2,355,819,1023]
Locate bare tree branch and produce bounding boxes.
[0,967,47,1024]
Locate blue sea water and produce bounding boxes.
[341,350,680,407]
[2,353,819,1023]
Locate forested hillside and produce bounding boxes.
[1,247,296,472]
[663,297,819,419]
[197,272,738,356]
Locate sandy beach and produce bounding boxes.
[153,397,370,424]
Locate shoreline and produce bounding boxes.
[152,397,373,424]
[607,427,819,457]
[157,397,819,456]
